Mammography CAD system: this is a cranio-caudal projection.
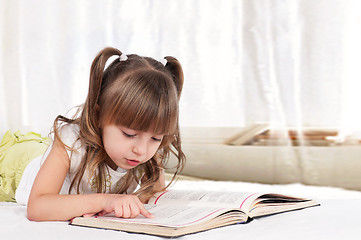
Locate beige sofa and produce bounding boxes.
[167,127,361,191]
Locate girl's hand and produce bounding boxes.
[84,194,153,219]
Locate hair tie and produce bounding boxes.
[160,58,167,66]
[119,53,128,62]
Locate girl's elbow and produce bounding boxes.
[27,199,44,221]
[27,204,39,221]
[27,209,37,221]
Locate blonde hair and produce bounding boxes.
[53,47,185,199]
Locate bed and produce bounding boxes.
[2,178,361,239]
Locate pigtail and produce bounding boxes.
[71,47,125,193]
[82,47,122,144]
[163,56,185,171]
[164,56,186,194]
[164,56,184,98]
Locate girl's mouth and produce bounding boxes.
[127,159,140,166]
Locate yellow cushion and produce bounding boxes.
[0,130,49,201]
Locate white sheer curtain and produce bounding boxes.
[1,0,361,139]
[242,0,361,134]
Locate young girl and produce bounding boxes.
[2,47,185,221]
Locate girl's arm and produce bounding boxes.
[27,138,152,221]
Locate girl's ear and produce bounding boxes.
[164,56,184,98]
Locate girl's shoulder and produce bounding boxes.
[58,123,81,146]
[57,123,84,160]
[57,123,86,174]
[58,123,80,137]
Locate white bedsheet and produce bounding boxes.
[2,180,361,239]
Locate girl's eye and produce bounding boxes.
[123,132,136,138]
[152,136,164,142]
[152,137,162,142]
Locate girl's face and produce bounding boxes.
[102,124,164,170]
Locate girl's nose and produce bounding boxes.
[132,139,147,156]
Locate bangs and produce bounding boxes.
[99,70,179,135]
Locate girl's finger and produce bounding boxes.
[133,196,153,218]
[129,203,140,218]
[83,213,96,218]
[97,210,110,217]
[122,204,131,218]
[114,206,123,218]
[137,204,153,218]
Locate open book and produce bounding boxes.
[70,189,319,237]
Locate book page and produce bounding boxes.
[95,204,245,227]
[149,190,263,212]
[248,199,319,218]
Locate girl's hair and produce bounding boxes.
[53,47,185,199]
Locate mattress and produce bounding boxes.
[2,179,361,239]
